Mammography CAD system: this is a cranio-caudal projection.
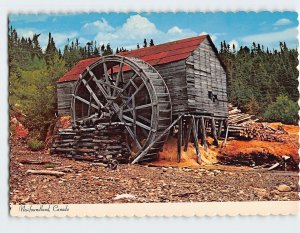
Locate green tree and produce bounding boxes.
[263,95,298,125]
[45,32,58,64]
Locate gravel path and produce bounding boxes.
[10,142,299,204]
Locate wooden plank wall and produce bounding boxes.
[155,60,188,116]
[185,38,228,118]
[57,81,76,116]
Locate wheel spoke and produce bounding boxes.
[81,78,103,108]
[115,82,145,114]
[137,115,152,124]
[87,68,109,102]
[103,62,112,96]
[94,79,123,92]
[125,125,142,149]
[123,115,153,131]
[123,103,153,113]
[112,60,124,97]
[130,79,138,90]
[106,73,138,108]
[73,95,99,110]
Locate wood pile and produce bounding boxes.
[218,152,298,171]
[50,122,131,163]
[227,104,288,142]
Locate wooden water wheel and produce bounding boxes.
[71,55,172,163]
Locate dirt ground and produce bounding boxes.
[10,139,299,204]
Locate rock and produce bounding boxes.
[213,170,221,174]
[254,188,268,198]
[162,167,168,172]
[271,190,280,195]
[277,184,292,192]
[182,168,192,172]
[113,194,136,200]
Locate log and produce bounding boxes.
[25,169,65,177]
[19,160,60,165]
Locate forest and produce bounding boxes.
[8,26,299,146]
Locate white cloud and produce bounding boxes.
[16,28,79,51]
[242,27,297,44]
[93,14,198,49]
[15,28,36,38]
[228,40,239,49]
[121,15,158,38]
[273,18,292,26]
[168,26,183,34]
[82,18,114,35]
[53,32,79,47]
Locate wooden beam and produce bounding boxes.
[217,119,224,138]
[200,116,208,151]
[177,117,183,163]
[221,120,229,148]
[211,117,219,147]
[183,117,192,152]
[192,116,201,164]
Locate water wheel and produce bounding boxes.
[71,55,172,163]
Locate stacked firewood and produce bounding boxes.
[50,122,131,163]
[227,104,288,142]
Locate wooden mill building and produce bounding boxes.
[57,34,228,120]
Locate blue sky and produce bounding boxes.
[9,12,298,51]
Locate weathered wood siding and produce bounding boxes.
[154,60,188,116]
[185,38,228,118]
[57,81,76,116]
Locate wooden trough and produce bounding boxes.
[52,35,228,164]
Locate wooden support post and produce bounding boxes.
[192,116,201,164]
[195,118,199,135]
[183,117,192,152]
[200,117,208,151]
[198,117,203,144]
[217,119,223,138]
[211,117,219,147]
[221,120,229,148]
[177,116,183,163]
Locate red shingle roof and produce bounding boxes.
[57,35,207,83]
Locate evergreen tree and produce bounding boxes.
[149,39,154,46]
[32,34,43,58]
[143,39,147,48]
[100,44,105,55]
[45,33,58,64]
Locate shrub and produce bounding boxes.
[264,95,298,125]
[27,138,44,151]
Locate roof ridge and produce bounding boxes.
[119,34,207,55]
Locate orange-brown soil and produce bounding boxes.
[150,124,299,171]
